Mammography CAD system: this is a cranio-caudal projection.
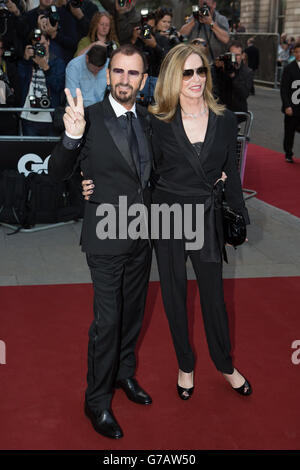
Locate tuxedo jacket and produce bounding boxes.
[48,97,153,255]
[280,61,300,117]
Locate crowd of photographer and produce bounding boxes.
[0,0,261,137]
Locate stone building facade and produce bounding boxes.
[240,0,300,35]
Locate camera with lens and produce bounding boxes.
[166,26,182,47]
[33,43,46,57]
[42,5,60,27]
[217,52,237,73]
[69,0,83,7]
[199,2,210,17]
[3,46,17,62]
[31,29,46,57]
[106,40,118,58]
[29,94,51,113]
[118,0,130,7]
[140,9,152,40]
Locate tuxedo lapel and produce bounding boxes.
[171,105,217,184]
[102,98,140,181]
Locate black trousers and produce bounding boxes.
[283,114,300,157]
[154,238,234,375]
[85,240,152,413]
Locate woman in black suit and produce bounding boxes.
[148,43,252,399]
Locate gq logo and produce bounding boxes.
[18,153,51,177]
[291,80,300,105]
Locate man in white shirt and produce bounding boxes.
[49,44,153,439]
[65,45,109,108]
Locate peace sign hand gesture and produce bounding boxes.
[63,88,86,137]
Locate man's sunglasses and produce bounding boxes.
[182,66,208,80]
[112,67,143,77]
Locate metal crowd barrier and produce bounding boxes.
[0,107,73,233]
[234,111,257,201]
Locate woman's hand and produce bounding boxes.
[24,45,34,61]
[63,88,86,137]
[214,171,227,186]
[81,178,94,200]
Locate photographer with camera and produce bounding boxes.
[18,0,78,63]
[0,0,26,60]
[131,7,182,105]
[215,41,253,114]
[74,11,118,58]
[0,37,21,134]
[179,1,229,63]
[18,29,65,135]
[56,0,98,42]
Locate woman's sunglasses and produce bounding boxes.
[182,66,208,80]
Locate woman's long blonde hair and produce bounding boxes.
[88,12,117,43]
[149,43,225,122]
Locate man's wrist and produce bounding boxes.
[210,21,215,30]
[65,131,83,139]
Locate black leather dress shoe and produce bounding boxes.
[115,378,152,405]
[84,403,123,439]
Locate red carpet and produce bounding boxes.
[243,143,300,217]
[0,279,300,450]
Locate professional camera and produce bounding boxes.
[118,0,132,7]
[3,46,17,62]
[199,2,210,17]
[106,40,118,58]
[140,9,152,40]
[217,52,238,73]
[166,26,182,47]
[29,94,51,112]
[68,0,83,8]
[42,5,60,27]
[32,43,46,57]
[192,3,210,21]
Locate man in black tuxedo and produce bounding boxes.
[280,42,300,163]
[48,44,153,439]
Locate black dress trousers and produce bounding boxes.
[284,114,300,157]
[85,239,152,413]
[154,237,234,375]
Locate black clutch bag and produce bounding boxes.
[222,205,247,247]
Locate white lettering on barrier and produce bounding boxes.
[17,154,51,177]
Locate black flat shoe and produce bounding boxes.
[115,377,152,405]
[177,384,194,400]
[84,403,123,439]
[232,378,252,396]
